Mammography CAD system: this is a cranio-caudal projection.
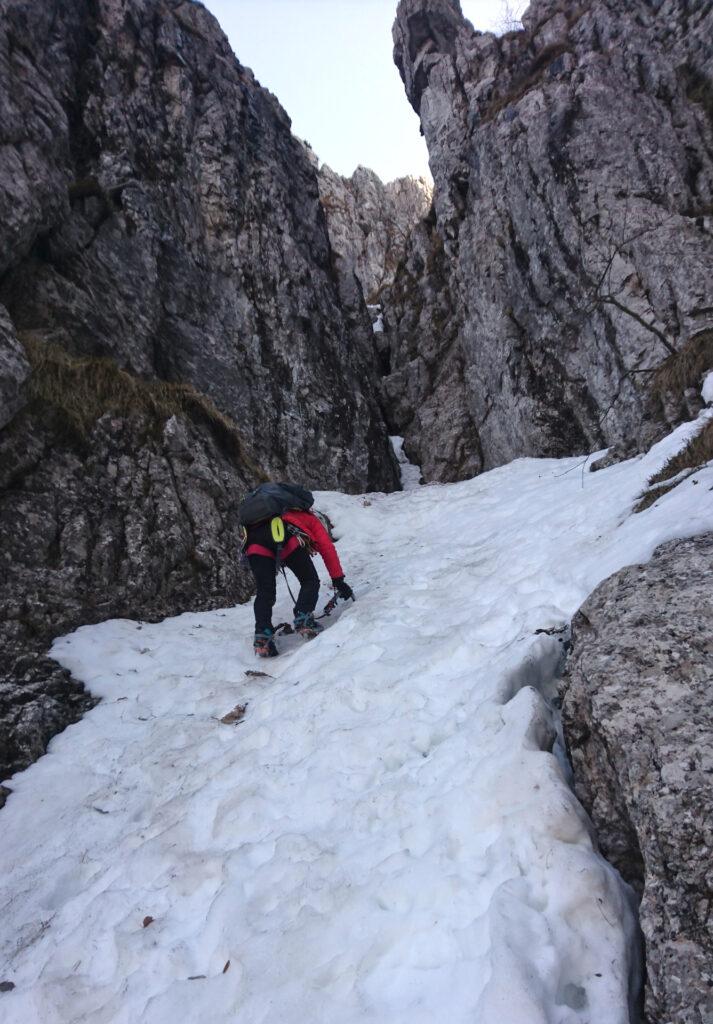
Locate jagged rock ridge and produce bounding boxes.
[318,165,432,302]
[0,0,399,784]
[386,0,713,481]
[562,533,713,1024]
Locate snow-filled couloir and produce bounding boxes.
[1,413,712,1024]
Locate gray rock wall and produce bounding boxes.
[319,165,432,302]
[562,533,713,1024]
[387,0,713,481]
[0,0,397,492]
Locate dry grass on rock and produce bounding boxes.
[634,417,713,512]
[650,329,713,399]
[20,333,267,480]
[481,42,572,123]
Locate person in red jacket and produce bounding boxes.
[245,509,354,656]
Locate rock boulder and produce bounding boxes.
[562,532,713,1024]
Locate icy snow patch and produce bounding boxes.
[1,416,713,1023]
[390,435,422,490]
[367,303,384,333]
[702,369,713,405]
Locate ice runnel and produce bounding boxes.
[389,435,422,490]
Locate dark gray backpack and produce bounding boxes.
[238,482,314,526]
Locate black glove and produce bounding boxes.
[332,577,354,601]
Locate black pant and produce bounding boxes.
[249,548,320,633]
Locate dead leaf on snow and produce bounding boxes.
[221,703,247,724]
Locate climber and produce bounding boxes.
[239,483,354,657]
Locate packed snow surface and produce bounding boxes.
[2,414,713,1024]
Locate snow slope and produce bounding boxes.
[1,413,712,1024]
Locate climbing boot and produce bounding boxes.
[293,612,324,640]
[254,628,278,658]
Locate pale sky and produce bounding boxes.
[202,0,523,182]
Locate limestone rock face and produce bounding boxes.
[0,0,399,782]
[0,0,397,492]
[562,533,713,1024]
[388,0,713,481]
[319,164,432,301]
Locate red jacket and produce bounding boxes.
[246,510,344,579]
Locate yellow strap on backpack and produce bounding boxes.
[270,516,285,543]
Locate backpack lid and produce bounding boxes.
[238,482,314,526]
